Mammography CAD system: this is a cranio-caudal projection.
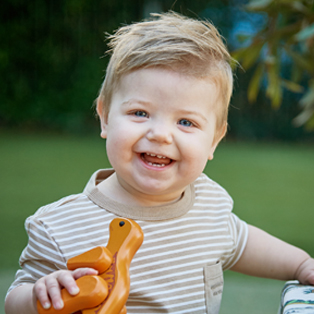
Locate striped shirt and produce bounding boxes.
[8,169,248,314]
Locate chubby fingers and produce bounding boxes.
[34,276,52,311]
[34,268,98,311]
[72,267,99,280]
[57,268,99,297]
[295,257,314,285]
[34,270,72,310]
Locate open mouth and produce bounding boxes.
[141,152,173,168]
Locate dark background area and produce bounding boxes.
[1,0,313,142]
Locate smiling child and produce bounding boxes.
[5,12,314,314]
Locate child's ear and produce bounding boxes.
[96,97,108,139]
[208,122,227,161]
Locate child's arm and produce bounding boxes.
[5,268,98,314]
[231,225,314,284]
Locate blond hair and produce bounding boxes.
[98,11,234,131]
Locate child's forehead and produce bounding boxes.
[114,66,222,107]
[115,67,216,93]
[117,65,219,87]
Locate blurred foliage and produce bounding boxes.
[232,0,314,130]
[0,0,313,141]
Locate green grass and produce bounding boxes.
[205,140,314,254]
[1,132,313,313]
[220,272,284,314]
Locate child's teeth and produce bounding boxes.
[147,162,165,167]
[147,153,166,159]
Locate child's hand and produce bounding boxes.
[33,268,98,311]
[295,257,314,285]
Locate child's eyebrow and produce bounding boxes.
[121,99,150,107]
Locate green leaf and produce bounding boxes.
[246,0,273,10]
[291,1,308,14]
[291,62,303,83]
[299,82,314,109]
[294,23,314,42]
[248,64,264,103]
[286,49,313,71]
[233,41,265,70]
[266,63,282,108]
[231,47,250,62]
[293,107,314,127]
[236,34,252,43]
[305,113,314,130]
[281,79,304,93]
[293,81,314,127]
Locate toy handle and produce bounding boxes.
[37,276,108,314]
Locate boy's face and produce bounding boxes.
[98,67,226,205]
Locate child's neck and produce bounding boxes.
[97,172,183,207]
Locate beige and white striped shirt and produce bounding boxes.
[8,169,248,314]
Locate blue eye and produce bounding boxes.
[134,110,148,118]
[178,119,193,127]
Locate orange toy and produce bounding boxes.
[37,218,144,314]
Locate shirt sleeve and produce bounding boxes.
[222,212,248,270]
[6,212,67,297]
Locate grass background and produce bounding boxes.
[1,132,313,313]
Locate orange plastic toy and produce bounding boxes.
[37,218,144,314]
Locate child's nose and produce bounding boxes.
[146,122,173,144]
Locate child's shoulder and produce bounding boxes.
[195,173,229,192]
[29,193,88,219]
[194,173,233,204]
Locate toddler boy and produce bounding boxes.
[5,12,314,314]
